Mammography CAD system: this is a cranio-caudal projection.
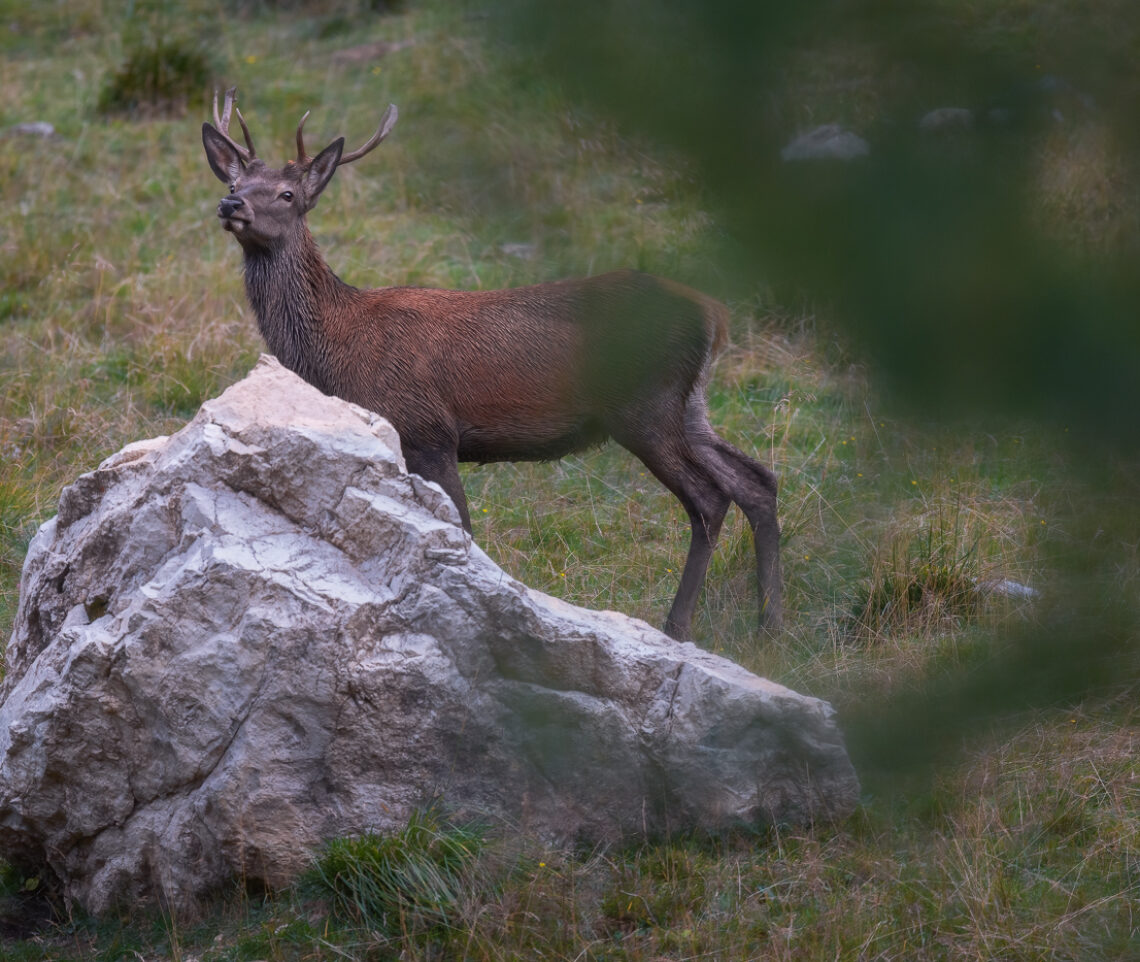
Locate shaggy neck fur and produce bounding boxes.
[240,225,354,394]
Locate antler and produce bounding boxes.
[211,87,257,162]
[295,110,312,163]
[337,104,399,166]
[294,102,398,167]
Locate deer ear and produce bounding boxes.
[202,124,244,184]
[302,137,344,210]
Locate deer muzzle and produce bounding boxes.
[217,196,248,231]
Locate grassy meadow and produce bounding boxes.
[1,0,1138,958]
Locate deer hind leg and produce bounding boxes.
[403,444,473,532]
[698,433,783,631]
[620,435,732,641]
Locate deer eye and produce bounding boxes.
[280,190,294,201]
[228,183,236,194]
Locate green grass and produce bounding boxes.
[2,0,1138,958]
[306,810,486,939]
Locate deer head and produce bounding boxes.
[201,88,398,250]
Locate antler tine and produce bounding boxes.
[210,87,255,163]
[295,110,311,163]
[234,105,257,159]
[337,104,398,166]
[212,87,231,131]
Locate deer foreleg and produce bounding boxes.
[626,439,731,641]
[403,444,472,532]
[664,499,730,640]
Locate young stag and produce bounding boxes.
[201,88,782,640]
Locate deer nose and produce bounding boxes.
[218,196,245,218]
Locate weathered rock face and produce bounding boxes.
[0,356,858,914]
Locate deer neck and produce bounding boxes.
[240,224,353,393]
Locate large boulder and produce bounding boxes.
[0,356,858,914]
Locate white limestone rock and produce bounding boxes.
[0,356,858,914]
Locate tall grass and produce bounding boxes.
[1,0,1137,959]
[308,810,485,939]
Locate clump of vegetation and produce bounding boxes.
[307,810,485,937]
[227,0,406,16]
[848,505,983,641]
[98,38,212,117]
[0,861,56,942]
[97,0,213,118]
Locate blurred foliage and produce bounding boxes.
[491,0,1140,780]
[497,0,1140,436]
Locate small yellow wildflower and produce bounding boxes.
[245,54,258,64]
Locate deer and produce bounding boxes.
[201,88,782,641]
